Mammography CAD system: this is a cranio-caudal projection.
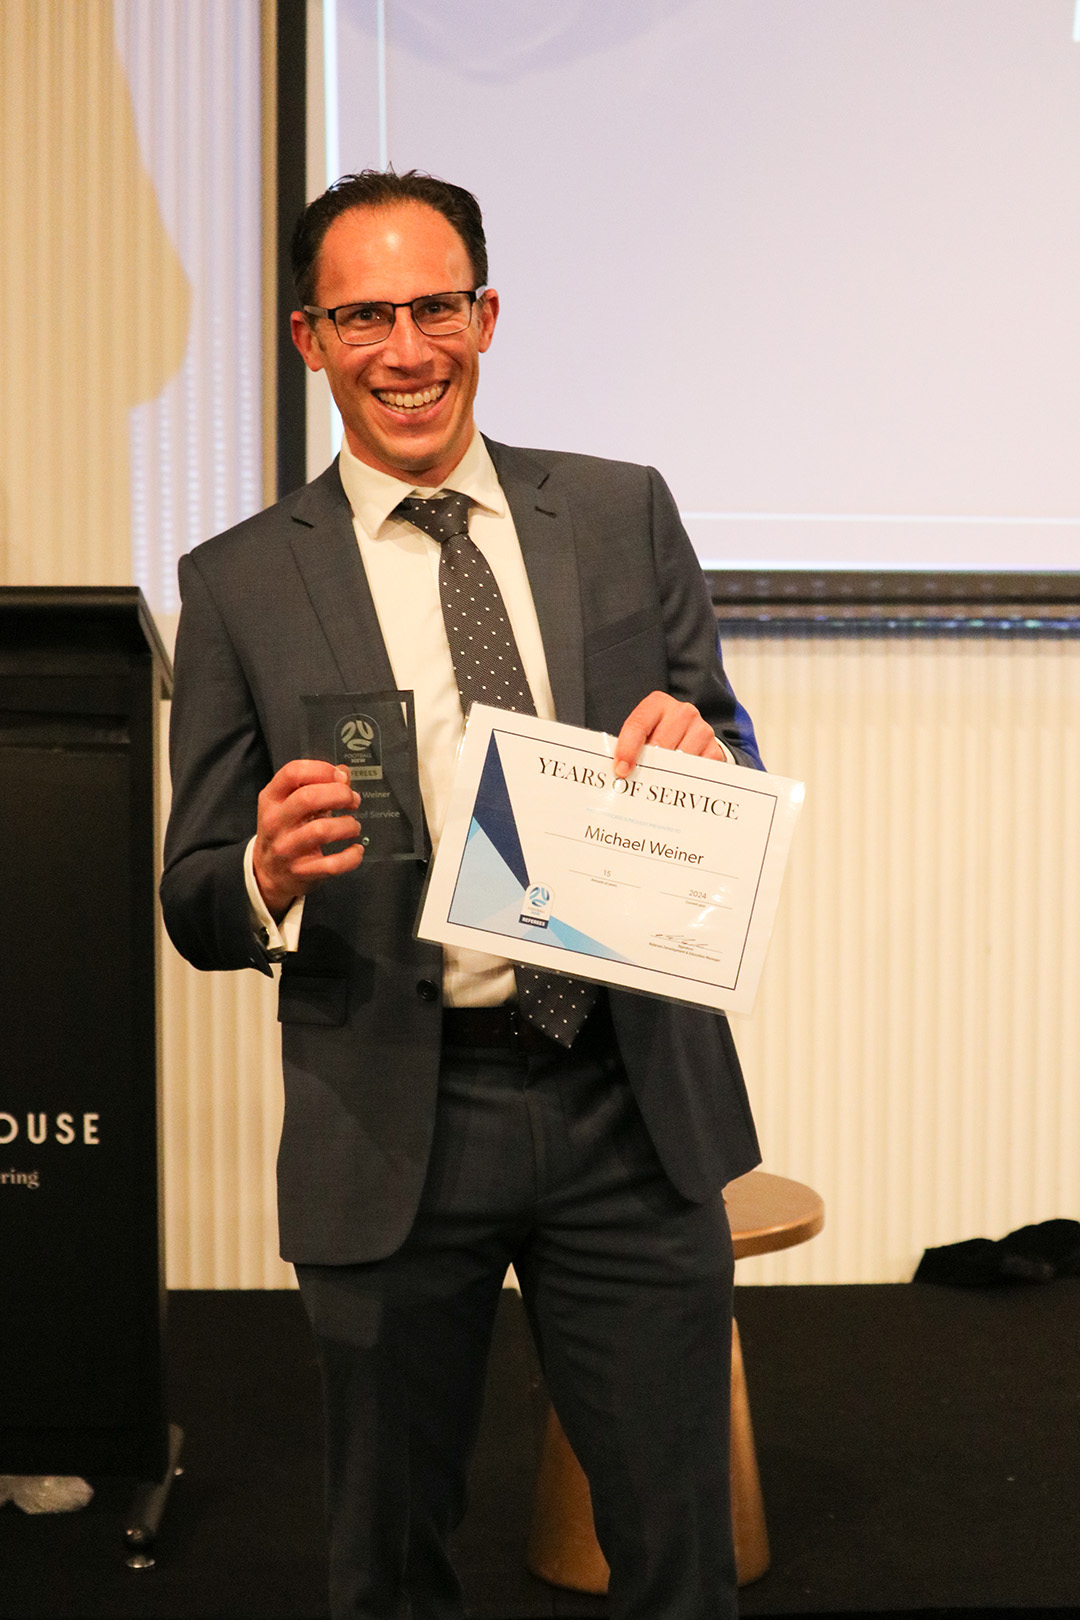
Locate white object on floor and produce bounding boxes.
[0,1476,94,1513]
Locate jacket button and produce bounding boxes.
[416,979,438,1002]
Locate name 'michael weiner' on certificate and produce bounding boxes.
[416,706,805,1014]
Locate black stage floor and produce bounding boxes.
[1,1282,1078,1619]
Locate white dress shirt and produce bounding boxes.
[246,429,556,1006]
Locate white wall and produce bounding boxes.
[333,0,1080,569]
[725,629,1080,1283]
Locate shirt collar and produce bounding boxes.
[337,428,506,539]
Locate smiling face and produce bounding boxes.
[291,201,498,486]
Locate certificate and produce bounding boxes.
[417,706,804,1014]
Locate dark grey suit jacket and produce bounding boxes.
[161,439,763,1264]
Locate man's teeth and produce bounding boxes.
[377,384,446,410]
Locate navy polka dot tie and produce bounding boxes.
[395,491,596,1047]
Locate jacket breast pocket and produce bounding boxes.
[277,973,349,1027]
[583,607,658,659]
[583,609,666,728]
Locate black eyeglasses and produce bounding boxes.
[303,288,487,347]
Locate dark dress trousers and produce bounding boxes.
[160,439,764,1620]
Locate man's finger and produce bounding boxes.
[612,719,648,778]
[292,841,365,881]
[641,700,698,753]
[612,693,669,777]
[274,813,362,861]
[261,758,348,805]
[254,758,364,915]
[259,776,359,840]
[613,693,726,775]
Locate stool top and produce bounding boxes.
[724,1170,825,1259]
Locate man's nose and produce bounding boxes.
[381,308,433,369]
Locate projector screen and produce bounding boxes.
[327,0,1080,570]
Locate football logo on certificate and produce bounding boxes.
[519,884,553,928]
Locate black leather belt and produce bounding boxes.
[441,994,611,1057]
[441,1005,559,1055]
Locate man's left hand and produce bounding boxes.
[613,692,726,779]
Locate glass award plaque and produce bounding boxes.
[300,690,424,862]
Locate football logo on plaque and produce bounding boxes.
[337,715,383,781]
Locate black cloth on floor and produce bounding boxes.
[914,1217,1080,1286]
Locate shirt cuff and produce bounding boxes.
[244,837,305,957]
[713,736,731,762]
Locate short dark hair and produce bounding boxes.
[290,169,488,310]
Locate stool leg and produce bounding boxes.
[527,1318,772,1593]
[730,1317,770,1583]
[526,1405,610,1594]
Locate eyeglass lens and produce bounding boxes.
[335,292,474,345]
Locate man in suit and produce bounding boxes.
[162,170,763,1620]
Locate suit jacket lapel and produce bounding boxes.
[287,463,428,846]
[288,461,398,695]
[283,447,586,829]
[485,438,585,727]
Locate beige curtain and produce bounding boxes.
[0,0,190,587]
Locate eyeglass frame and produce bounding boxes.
[302,287,489,347]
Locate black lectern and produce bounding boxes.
[0,588,178,1553]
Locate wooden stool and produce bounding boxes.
[526,1169,824,1591]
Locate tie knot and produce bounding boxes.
[395,491,471,544]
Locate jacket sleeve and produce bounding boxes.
[159,549,275,976]
[647,465,764,770]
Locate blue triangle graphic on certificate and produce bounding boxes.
[449,822,529,928]
[449,824,635,963]
[470,733,529,889]
[545,917,635,964]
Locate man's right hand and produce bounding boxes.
[253,760,363,920]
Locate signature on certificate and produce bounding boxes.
[650,932,724,960]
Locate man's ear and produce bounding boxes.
[291,310,326,373]
[476,287,499,354]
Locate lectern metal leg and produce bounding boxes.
[124,1423,184,1569]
